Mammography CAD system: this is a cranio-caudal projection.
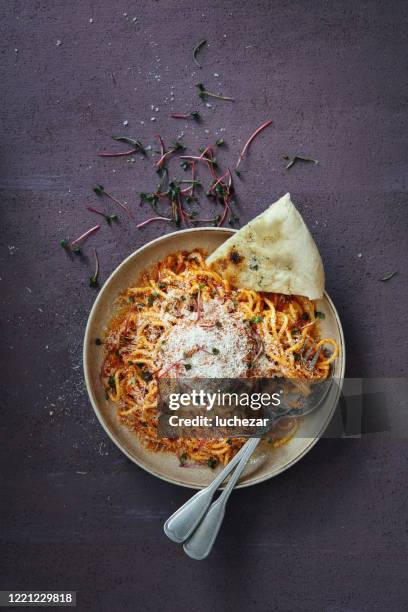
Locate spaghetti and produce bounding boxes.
[101,250,339,468]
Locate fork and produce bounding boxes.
[164,376,333,559]
[183,437,260,559]
[164,437,259,544]
[300,337,322,371]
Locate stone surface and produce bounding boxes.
[1,1,407,610]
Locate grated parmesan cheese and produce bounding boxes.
[160,298,253,378]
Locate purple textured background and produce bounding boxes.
[1,1,407,610]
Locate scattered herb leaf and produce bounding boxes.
[284,155,319,169]
[93,184,104,196]
[112,135,146,155]
[89,247,99,289]
[192,39,207,67]
[196,83,234,102]
[171,111,201,121]
[379,271,398,282]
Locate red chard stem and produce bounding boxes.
[136,216,172,229]
[71,224,101,246]
[236,119,273,170]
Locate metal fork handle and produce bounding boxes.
[183,438,260,560]
[164,438,257,543]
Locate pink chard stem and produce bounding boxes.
[136,216,172,229]
[71,224,101,246]
[236,119,273,170]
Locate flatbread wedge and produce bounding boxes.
[206,193,324,299]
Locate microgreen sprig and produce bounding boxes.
[236,119,273,170]
[156,136,185,168]
[98,136,146,157]
[89,247,99,288]
[136,216,172,229]
[87,206,118,224]
[60,224,101,255]
[283,154,319,169]
[379,271,398,282]
[93,184,132,217]
[171,111,201,121]
[196,83,234,102]
[192,40,207,68]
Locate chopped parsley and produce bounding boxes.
[315,310,326,319]
[147,291,159,306]
[179,452,188,466]
[108,375,115,389]
[301,312,309,321]
[215,321,222,328]
[207,458,218,469]
[250,315,263,324]
[212,347,220,355]
[184,363,192,370]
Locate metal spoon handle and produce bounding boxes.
[183,438,260,560]
[164,438,255,543]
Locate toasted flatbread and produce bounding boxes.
[206,193,324,299]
